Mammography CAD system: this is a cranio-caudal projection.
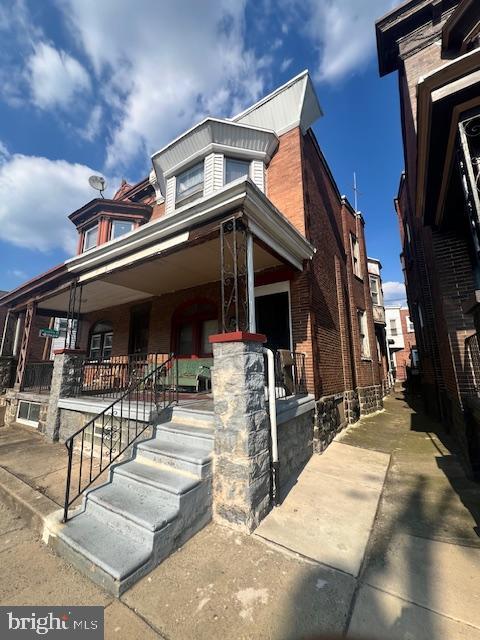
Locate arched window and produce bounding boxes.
[171,299,218,357]
[88,321,113,361]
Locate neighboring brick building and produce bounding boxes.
[376,0,480,477]
[385,306,418,382]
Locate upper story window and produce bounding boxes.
[406,316,415,333]
[369,275,382,306]
[176,161,204,204]
[357,310,370,359]
[111,219,134,240]
[84,224,99,251]
[225,157,250,185]
[389,318,398,336]
[350,233,361,278]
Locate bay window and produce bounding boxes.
[176,161,204,203]
[83,224,99,251]
[225,157,250,185]
[111,219,134,240]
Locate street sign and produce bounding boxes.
[39,328,60,339]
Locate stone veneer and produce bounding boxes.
[345,389,360,424]
[314,393,347,453]
[45,350,85,441]
[210,336,271,533]
[277,407,314,486]
[1,389,49,432]
[0,356,16,394]
[357,385,383,415]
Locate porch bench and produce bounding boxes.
[172,358,213,391]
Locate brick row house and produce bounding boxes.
[376,0,480,478]
[0,72,388,592]
[385,305,418,382]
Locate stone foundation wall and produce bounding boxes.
[345,389,360,424]
[358,385,383,416]
[0,357,16,393]
[277,408,314,486]
[314,393,346,453]
[0,389,49,433]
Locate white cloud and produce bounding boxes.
[296,0,395,82]
[79,104,103,142]
[383,281,407,306]
[27,42,91,109]
[58,0,269,170]
[8,268,28,279]
[0,141,9,164]
[0,154,106,253]
[280,58,293,73]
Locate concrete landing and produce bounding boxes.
[255,441,390,576]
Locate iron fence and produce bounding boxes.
[63,355,179,521]
[266,350,308,400]
[21,361,54,394]
[466,333,480,392]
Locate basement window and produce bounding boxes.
[17,401,41,427]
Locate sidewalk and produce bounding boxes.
[1,390,480,639]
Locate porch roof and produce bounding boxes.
[30,178,314,315]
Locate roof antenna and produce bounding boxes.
[353,171,360,212]
[88,175,107,199]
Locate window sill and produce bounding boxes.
[353,274,364,283]
[361,357,372,362]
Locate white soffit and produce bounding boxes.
[232,70,323,136]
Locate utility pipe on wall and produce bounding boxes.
[264,347,280,505]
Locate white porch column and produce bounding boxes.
[246,232,256,334]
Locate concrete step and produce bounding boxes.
[86,480,178,533]
[57,511,152,582]
[136,438,212,477]
[113,459,200,496]
[155,421,214,449]
[170,405,215,428]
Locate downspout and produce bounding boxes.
[264,347,280,506]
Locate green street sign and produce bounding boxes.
[39,328,60,339]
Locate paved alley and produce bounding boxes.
[1,388,480,639]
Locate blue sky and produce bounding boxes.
[0,0,406,304]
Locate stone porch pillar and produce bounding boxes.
[209,332,271,533]
[45,349,85,441]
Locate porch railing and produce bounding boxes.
[466,333,480,393]
[63,355,179,521]
[76,352,169,399]
[21,361,54,394]
[265,350,308,400]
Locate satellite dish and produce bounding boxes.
[88,175,106,198]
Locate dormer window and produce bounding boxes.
[176,161,204,204]
[84,224,99,251]
[111,219,134,240]
[225,157,250,185]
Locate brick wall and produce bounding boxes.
[394,309,417,381]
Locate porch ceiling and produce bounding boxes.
[37,238,281,314]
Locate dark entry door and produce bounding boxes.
[255,292,291,351]
[129,304,151,354]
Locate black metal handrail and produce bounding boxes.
[21,361,54,394]
[266,350,308,400]
[63,355,178,521]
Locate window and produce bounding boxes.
[83,224,99,251]
[225,158,250,185]
[111,220,134,240]
[176,161,204,203]
[350,233,361,278]
[172,299,217,357]
[389,318,398,336]
[88,321,113,361]
[357,310,370,358]
[17,401,41,427]
[369,275,381,305]
[406,316,415,333]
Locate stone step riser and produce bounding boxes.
[111,472,182,507]
[85,496,158,543]
[170,410,215,429]
[135,448,212,478]
[154,428,213,449]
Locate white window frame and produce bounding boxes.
[17,400,41,427]
[357,309,370,359]
[389,318,398,336]
[175,161,204,204]
[224,157,250,186]
[369,275,382,305]
[350,233,362,278]
[111,219,134,240]
[83,223,99,251]
[406,316,415,333]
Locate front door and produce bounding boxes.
[129,304,151,355]
[255,289,291,351]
